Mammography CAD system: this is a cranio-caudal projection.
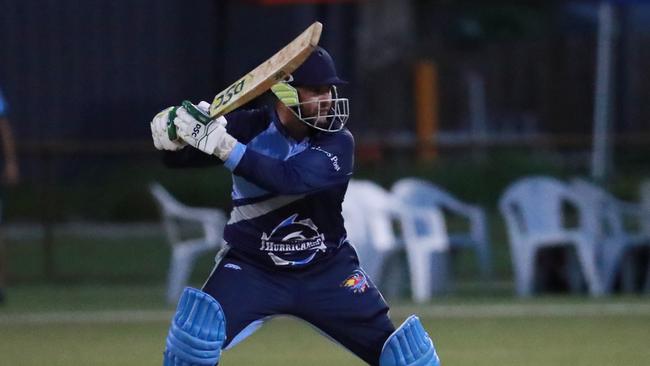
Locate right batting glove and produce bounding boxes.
[174,100,239,162]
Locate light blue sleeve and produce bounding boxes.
[232,130,354,195]
[224,142,247,171]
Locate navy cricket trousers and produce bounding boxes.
[202,242,395,365]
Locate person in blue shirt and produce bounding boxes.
[0,87,19,305]
[151,46,440,366]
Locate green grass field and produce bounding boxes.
[1,285,649,366]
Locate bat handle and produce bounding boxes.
[181,100,213,125]
[167,106,179,141]
[166,101,213,141]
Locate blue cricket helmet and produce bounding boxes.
[290,46,347,87]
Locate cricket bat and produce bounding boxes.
[168,21,323,140]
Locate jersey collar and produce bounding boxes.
[271,107,310,145]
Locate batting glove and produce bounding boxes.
[174,100,238,161]
[271,82,300,107]
[151,106,187,151]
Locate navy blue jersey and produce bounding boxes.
[166,105,355,268]
[221,106,354,267]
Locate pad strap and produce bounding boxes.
[379,315,440,366]
[163,287,226,366]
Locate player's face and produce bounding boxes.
[297,85,332,125]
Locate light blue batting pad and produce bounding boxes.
[163,287,226,366]
[379,315,440,366]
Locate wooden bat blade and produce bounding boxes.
[209,21,322,118]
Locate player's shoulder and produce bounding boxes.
[225,105,273,143]
[224,105,270,125]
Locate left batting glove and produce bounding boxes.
[151,106,187,151]
[174,100,238,161]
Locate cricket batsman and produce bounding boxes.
[151,46,441,366]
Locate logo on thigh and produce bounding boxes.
[341,269,369,294]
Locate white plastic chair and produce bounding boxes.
[571,178,650,293]
[640,180,650,238]
[640,180,650,292]
[343,180,449,302]
[392,178,491,276]
[343,180,402,291]
[499,176,604,297]
[398,197,450,302]
[149,182,226,304]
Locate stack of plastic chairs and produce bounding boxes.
[640,180,650,292]
[640,180,650,240]
[343,180,449,302]
[571,178,650,293]
[392,178,491,277]
[149,182,227,304]
[499,176,604,297]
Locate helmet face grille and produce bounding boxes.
[299,98,349,132]
[290,86,350,132]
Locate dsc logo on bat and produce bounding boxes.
[211,75,253,112]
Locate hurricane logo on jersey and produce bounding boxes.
[260,213,327,266]
[341,270,369,293]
